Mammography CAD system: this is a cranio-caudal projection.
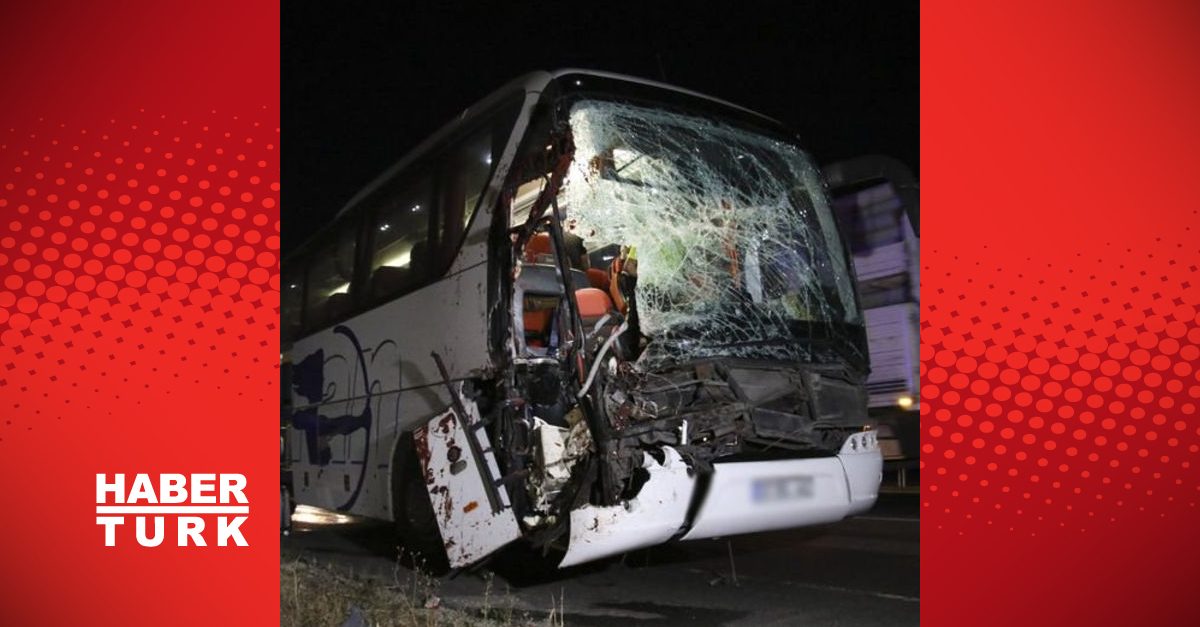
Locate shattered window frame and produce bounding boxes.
[545,94,867,371]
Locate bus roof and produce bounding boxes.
[287,69,791,260]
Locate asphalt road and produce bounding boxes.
[281,493,919,626]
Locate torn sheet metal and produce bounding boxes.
[417,402,521,568]
[525,417,592,520]
[682,434,881,541]
[559,447,695,568]
[560,100,861,368]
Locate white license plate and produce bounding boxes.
[751,475,814,503]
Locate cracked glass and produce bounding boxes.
[559,100,863,369]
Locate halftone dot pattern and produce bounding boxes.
[922,226,1200,535]
[0,110,280,442]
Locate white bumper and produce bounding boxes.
[560,432,882,567]
[682,433,882,540]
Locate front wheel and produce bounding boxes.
[392,432,450,575]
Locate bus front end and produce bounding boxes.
[496,73,881,567]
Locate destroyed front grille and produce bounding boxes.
[811,376,867,425]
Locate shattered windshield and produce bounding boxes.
[560,99,863,368]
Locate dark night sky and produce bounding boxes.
[283,2,917,253]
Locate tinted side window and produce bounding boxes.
[305,224,358,331]
[360,96,524,304]
[367,172,435,301]
[437,128,498,259]
[435,98,523,264]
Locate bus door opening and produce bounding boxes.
[497,159,632,538]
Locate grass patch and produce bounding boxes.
[280,558,563,627]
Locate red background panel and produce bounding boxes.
[0,1,279,625]
[924,0,1200,624]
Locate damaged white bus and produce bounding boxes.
[281,70,881,571]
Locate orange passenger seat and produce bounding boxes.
[523,308,553,347]
[586,267,610,292]
[575,287,616,334]
[524,232,553,263]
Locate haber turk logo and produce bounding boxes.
[95,474,250,547]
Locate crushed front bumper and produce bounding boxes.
[560,432,883,567]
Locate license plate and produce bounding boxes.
[751,475,814,503]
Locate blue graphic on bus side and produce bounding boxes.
[290,325,372,511]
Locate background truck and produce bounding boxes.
[825,156,920,488]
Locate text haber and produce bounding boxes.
[95,474,251,547]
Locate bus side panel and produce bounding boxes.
[417,404,521,567]
[287,261,492,520]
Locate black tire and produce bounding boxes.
[392,432,451,575]
[487,538,568,585]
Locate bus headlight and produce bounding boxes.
[840,430,879,454]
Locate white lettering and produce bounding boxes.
[136,516,164,547]
[160,474,187,504]
[217,516,248,546]
[219,474,248,504]
[178,517,206,546]
[96,475,251,547]
[97,474,124,504]
[97,516,124,546]
[191,474,216,504]
[127,474,158,504]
